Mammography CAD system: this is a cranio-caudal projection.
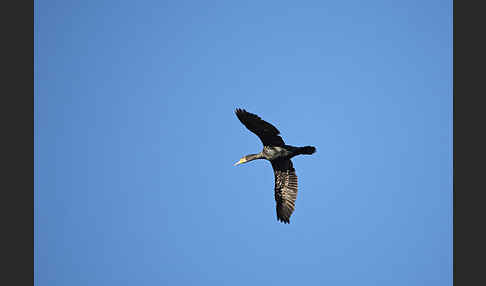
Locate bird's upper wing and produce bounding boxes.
[235,108,285,147]
[272,159,298,224]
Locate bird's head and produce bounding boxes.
[233,156,248,166]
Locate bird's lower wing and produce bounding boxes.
[272,159,298,224]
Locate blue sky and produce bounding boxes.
[35,1,452,285]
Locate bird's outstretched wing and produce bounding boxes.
[235,108,285,147]
[272,159,298,224]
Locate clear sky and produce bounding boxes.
[35,1,452,285]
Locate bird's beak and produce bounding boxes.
[234,158,246,166]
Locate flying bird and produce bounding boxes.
[234,108,316,224]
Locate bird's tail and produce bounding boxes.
[298,146,316,155]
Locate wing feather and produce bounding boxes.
[235,108,285,147]
[272,159,298,223]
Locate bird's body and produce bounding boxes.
[238,145,315,162]
[263,145,293,160]
[234,108,316,224]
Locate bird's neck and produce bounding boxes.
[245,153,264,162]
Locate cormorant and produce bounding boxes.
[233,108,316,224]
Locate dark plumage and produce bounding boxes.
[234,108,316,224]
